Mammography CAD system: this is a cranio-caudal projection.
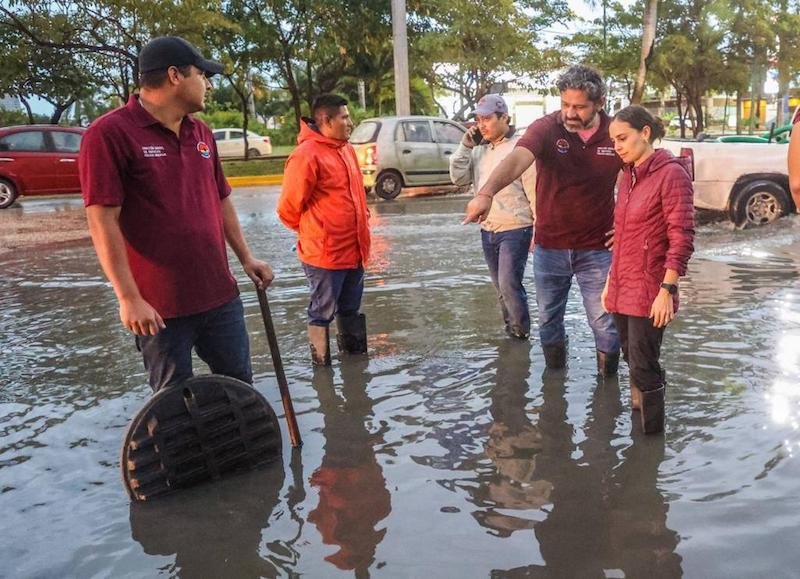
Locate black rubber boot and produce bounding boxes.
[542,342,567,369]
[596,350,620,377]
[640,385,665,434]
[307,324,331,367]
[335,313,368,354]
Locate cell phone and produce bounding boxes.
[471,127,483,145]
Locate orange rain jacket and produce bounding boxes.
[277,119,371,270]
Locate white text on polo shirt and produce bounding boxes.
[596,146,616,157]
[142,145,167,158]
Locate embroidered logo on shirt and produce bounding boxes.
[141,145,167,158]
[596,146,616,157]
[197,141,211,159]
[555,138,570,154]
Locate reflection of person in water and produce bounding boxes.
[473,341,553,535]
[130,460,285,577]
[485,368,682,576]
[308,362,391,574]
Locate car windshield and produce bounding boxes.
[350,121,380,144]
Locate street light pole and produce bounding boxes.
[391,0,411,116]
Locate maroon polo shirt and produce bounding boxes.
[516,110,622,249]
[79,96,238,319]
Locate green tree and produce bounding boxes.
[415,0,569,119]
[648,0,730,136]
[564,1,641,102]
[0,0,232,103]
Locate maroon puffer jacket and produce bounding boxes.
[606,148,695,317]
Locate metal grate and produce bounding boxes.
[122,375,282,501]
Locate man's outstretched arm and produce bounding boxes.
[462,147,535,224]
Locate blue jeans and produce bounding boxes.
[302,263,364,326]
[135,296,252,392]
[481,226,533,335]
[533,246,619,354]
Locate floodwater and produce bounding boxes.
[2,188,800,578]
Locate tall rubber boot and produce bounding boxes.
[542,342,567,369]
[630,381,642,411]
[335,313,368,354]
[307,324,331,367]
[640,385,665,434]
[596,350,620,377]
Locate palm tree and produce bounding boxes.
[584,0,610,48]
[632,0,659,104]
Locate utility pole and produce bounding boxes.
[391,0,411,115]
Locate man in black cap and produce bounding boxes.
[79,36,274,392]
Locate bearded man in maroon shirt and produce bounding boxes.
[464,65,621,374]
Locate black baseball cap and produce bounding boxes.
[139,36,224,76]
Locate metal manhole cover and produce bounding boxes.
[122,374,282,501]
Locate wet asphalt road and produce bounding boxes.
[1,187,800,577]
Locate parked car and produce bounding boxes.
[669,116,696,129]
[350,116,466,199]
[211,128,273,158]
[0,125,85,209]
[661,138,794,227]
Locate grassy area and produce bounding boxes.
[222,157,287,177]
[272,145,295,155]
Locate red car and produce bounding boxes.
[0,125,85,208]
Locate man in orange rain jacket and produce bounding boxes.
[277,94,371,366]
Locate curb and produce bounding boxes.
[227,175,283,187]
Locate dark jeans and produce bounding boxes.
[302,263,364,326]
[135,296,252,392]
[481,226,533,335]
[533,245,620,354]
[613,313,665,391]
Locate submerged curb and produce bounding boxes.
[227,175,283,188]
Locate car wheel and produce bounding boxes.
[729,179,791,228]
[0,178,18,209]
[374,172,403,200]
[247,147,261,158]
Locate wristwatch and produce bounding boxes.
[660,282,678,295]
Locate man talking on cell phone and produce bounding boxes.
[450,94,536,341]
[463,66,622,375]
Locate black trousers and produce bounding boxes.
[613,313,665,392]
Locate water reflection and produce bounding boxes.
[309,361,391,574]
[3,193,800,576]
[489,370,682,576]
[475,341,551,535]
[129,461,286,578]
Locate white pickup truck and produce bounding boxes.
[660,139,794,227]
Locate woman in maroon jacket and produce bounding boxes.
[601,105,695,434]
